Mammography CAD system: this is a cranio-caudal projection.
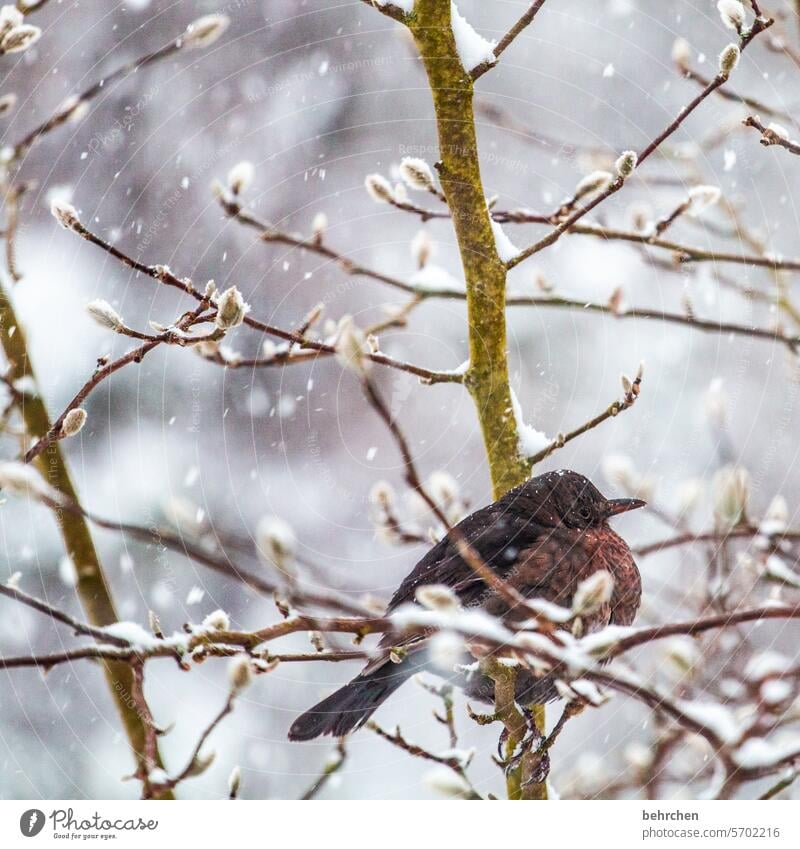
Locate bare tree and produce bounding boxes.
[2,0,800,801]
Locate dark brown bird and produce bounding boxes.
[288,469,643,741]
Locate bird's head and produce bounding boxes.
[525,469,645,529]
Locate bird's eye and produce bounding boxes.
[579,505,592,520]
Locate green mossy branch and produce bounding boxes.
[408,0,544,799]
[0,281,172,799]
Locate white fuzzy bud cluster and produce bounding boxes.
[334,315,371,376]
[60,408,88,438]
[183,14,230,50]
[256,515,296,572]
[86,300,124,331]
[615,150,638,179]
[572,571,614,616]
[717,0,745,32]
[399,156,436,192]
[718,43,740,76]
[364,173,395,204]
[712,464,750,528]
[0,6,40,54]
[214,286,250,330]
[50,199,81,232]
[56,94,90,125]
[227,161,254,195]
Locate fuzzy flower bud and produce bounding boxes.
[767,122,790,140]
[718,43,740,76]
[183,14,230,50]
[228,766,242,798]
[311,211,327,241]
[202,609,230,631]
[410,229,433,269]
[575,170,613,198]
[615,150,638,179]
[51,199,81,231]
[424,767,473,799]
[0,92,16,116]
[228,654,253,693]
[256,516,296,572]
[1,24,41,53]
[0,5,23,36]
[86,299,124,331]
[227,161,254,195]
[687,185,721,217]
[214,286,249,330]
[61,408,87,438]
[428,631,465,672]
[713,465,750,528]
[717,0,745,32]
[334,315,370,376]
[671,37,691,66]
[399,156,435,192]
[0,461,64,504]
[415,584,460,612]
[572,571,614,616]
[364,173,395,204]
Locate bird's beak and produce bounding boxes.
[606,497,646,517]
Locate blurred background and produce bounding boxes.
[1,0,800,799]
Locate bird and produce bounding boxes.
[288,469,644,741]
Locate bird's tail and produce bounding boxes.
[288,658,414,741]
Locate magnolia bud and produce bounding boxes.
[717,0,745,32]
[410,229,433,268]
[1,24,41,53]
[227,161,254,195]
[86,299,124,331]
[228,766,242,798]
[311,211,327,241]
[575,170,613,198]
[0,92,16,116]
[767,122,790,140]
[718,43,740,76]
[428,631,465,672]
[228,654,253,693]
[572,571,614,615]
[364,173,395,204]
[214,286,249,330]
[0,461,61,502]
[61,408,87,438]
[671,37,691,66]
[0,5,23,36]
[334,315,370,376]
[415,584,460,612]
[399,156,435,192]
[183,14,230,50]
[424,767,472,799]
[51,199,81,231]
[256,516,296,572]
[687,185,721,217]
[615,150,638,179]
[712,465,749,528]
[202,609,230,631]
